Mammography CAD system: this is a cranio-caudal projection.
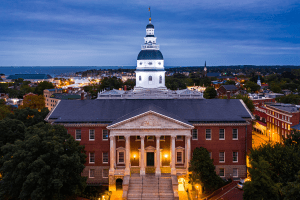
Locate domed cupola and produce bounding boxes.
[134,15,167,92]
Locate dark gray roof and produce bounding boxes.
[268,103,299,113]
[221,85,238,91]
[137,50,163,60]
[146,23,154,29]
[292,124,300,130]
[48,99,252,125]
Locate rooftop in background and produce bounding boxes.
[6,74,52,80]
[50,93,81,100]
[266,103,300,113]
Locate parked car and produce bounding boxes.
[237,178,250,189]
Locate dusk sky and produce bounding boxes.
[1,0,300,66]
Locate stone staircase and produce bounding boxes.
[127,175,174,200]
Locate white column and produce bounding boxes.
[155,135,161,176]
[140,136,145,175]
[125,135,130,175]
[186,135,191,172]
[171,135,176,175]
[109,135,115,175]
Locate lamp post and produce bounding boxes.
[196,185,199,199]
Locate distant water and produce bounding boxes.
[0,66,137,77]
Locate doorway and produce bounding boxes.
[147,152,154,166]
[116,178,123,190]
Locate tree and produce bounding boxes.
[19,95,46,110]
[223,80,235,85]
[189,147,224,193]
[203,87,217,99]
[270,83,282,93]
[236,94,255,112]
[276,94,300,105]
[99,77,123,90]
[281,171,300,200]
[6,107,49,127]
[0,104,11,120]
[34,81,55,95]
[243,157,280,200]
[0,123,87,200]
[244,81,261,92]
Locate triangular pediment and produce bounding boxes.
[108,111,193,130]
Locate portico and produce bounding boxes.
[107,110,193,190]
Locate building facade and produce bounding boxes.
[45,18,254,195]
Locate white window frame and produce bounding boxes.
[117,148,125,164]
[219,129,225,140]
[232,129,238,140]
[176,147,184,164]
[102,130,109,141]
[233,152,238,163]
[233,168,238,177]
[89,152,95,164]
[89,129,95,141]
[102,169,109,178]
[205,129,211,140]
[103,152,109,164]
[219,152,225,163]
[192,129,198,140]
[75,129,81,141]
[219,168,225,177]
[89,169,95,178]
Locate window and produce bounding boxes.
[139,76,141,81]
[148,76,152,81]
[90,153,95,163]
[233,152,238,162]
[89,130,95,141]
[103,152,108,163]
[219,168,225,177]
[76,130,81,140]
[147,136,154,140]
[160,136,165,141]
[209,152,212,159]
[176,152,183,163]
[205,129,211,140]
[176,135,183,141]
[102,169,109,178]
[89,169,95,178]
[192,129,198,140]
[103,130,108,140]
[159,75,162,84]
[233,168,238,177]
[232,129,238,140]
[118,151,125,164]
[118,136,125,140]
[219,129,225,140]
[219,152,225,162]
[136,136,141,141]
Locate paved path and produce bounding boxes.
[209,183,243,200]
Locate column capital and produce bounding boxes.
[125,135,130,140]
[140,135,145,139]
[155,135,161,139]
[109,135,114,139]
[185,135,192,139]
[171,135,176,139]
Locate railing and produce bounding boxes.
[141,45,159,50]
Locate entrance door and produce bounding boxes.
[147,152,154,166]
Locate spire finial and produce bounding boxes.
[148,6,151,22]
[205,61,206,67]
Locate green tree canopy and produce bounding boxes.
[276,94,300,105]
[0,123,87,200]
[281,171,300,200]
[6,107,49,127]
[203,87,217,99]
[99,77,123,90]
[34,81,55,95]
[236,94,255,112]
[189,147,224,193]
[244,81,261,92]
[19,95,46,110]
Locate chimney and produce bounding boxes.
[81,92,84,100]
[227,91,231,100]
[124,85,127,91]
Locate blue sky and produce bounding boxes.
[0,0,300,66]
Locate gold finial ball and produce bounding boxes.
[149,17,151,21]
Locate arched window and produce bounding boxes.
[149,76,152,81]
[159,75,162,84]
[139,76,141,81]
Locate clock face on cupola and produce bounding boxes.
[134,16,166,90]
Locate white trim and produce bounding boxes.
[192,129,198,140]
[176,147,184,164]
[89,152,95,164]
[117,148,125,164]
[89,129,95,141]
[219,129,225,140]
[44,99,61,122]
[232,128,238,140]
[205,129,212,140]
[75,129,81,141]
